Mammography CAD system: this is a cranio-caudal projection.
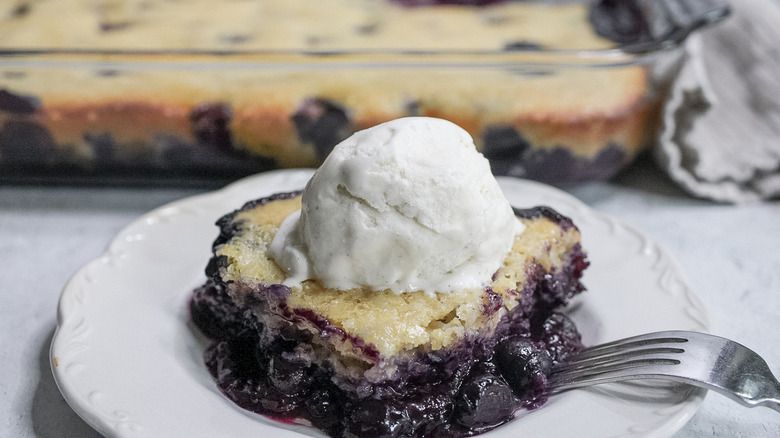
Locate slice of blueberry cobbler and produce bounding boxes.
[190,192,588,437]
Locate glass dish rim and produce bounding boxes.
[0,0,731,70]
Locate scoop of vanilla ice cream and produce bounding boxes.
[269,117,522,294]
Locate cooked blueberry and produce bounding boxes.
[523,146,580,183]
[534,312,583,362]
[455,373,515,428]
[83,132,116,164]
[482,125,529,161]
[267,354,314,395]
[494,337,552,395]
[254,384,300,414]
[160,136,194,166]
[99,18,134,32]
[205,336,264,388]
[517,142,627,184]
[585,143,627,181]
[229,337,265,376]
[0,120,56,165]
[481,125,529,176]
[405,394,452,430]
[204,255,228,280]
[11,2,31,17]
[404,98,422,117]
[0,89,38,114]
[345,398,409,438]
[305,388,342,430]
[190,281,258,340]
[291,97,351,161]
[504,41,543,51]
[588,0,650,44]
[189,102,233,152]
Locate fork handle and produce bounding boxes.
[720,382,780,413]
[759,398,780,413]
[683,376,780,413]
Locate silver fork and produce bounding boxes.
[547,330,780,412]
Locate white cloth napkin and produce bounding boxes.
[655,0,780,203]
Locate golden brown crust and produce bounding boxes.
[2,1,653,169]
[13,65,651,167]
[216,195,584,358]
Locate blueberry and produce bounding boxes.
[0,89,38,114]
[291,97,351,161]
[305,389,342,431]
[254,384,300,415]
[534,312,583,363]
[160,135,194,165]
[494,336,552,395]
[189,282,258,340]
[504,41,543,51]
[345,398,408,438]
[454,373,515,428]
[588,0,650,44]
[99,19,133,32]
[84,132,116,164]
[405,393,452,434]
[11,2,31,18]
[481,125,529,176]
[267,354,313,396]
[189,102,233,152]
[482,126,527,160]
[0,120,56,166]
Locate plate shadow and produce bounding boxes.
[32,327,103,438]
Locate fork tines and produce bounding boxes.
[547,333,690,393]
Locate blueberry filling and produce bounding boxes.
[481,125,630,184]
[192,280,583,437]
[190,203,588,437]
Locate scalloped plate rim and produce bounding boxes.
[50,169,711,438]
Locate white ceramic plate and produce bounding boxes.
[51,169,711,438]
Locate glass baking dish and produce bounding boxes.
[0,0,729,186]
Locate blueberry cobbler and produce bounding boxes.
[1,0,657,184]
[189,118,589,437]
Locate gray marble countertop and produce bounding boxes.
[2,157,779,437]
